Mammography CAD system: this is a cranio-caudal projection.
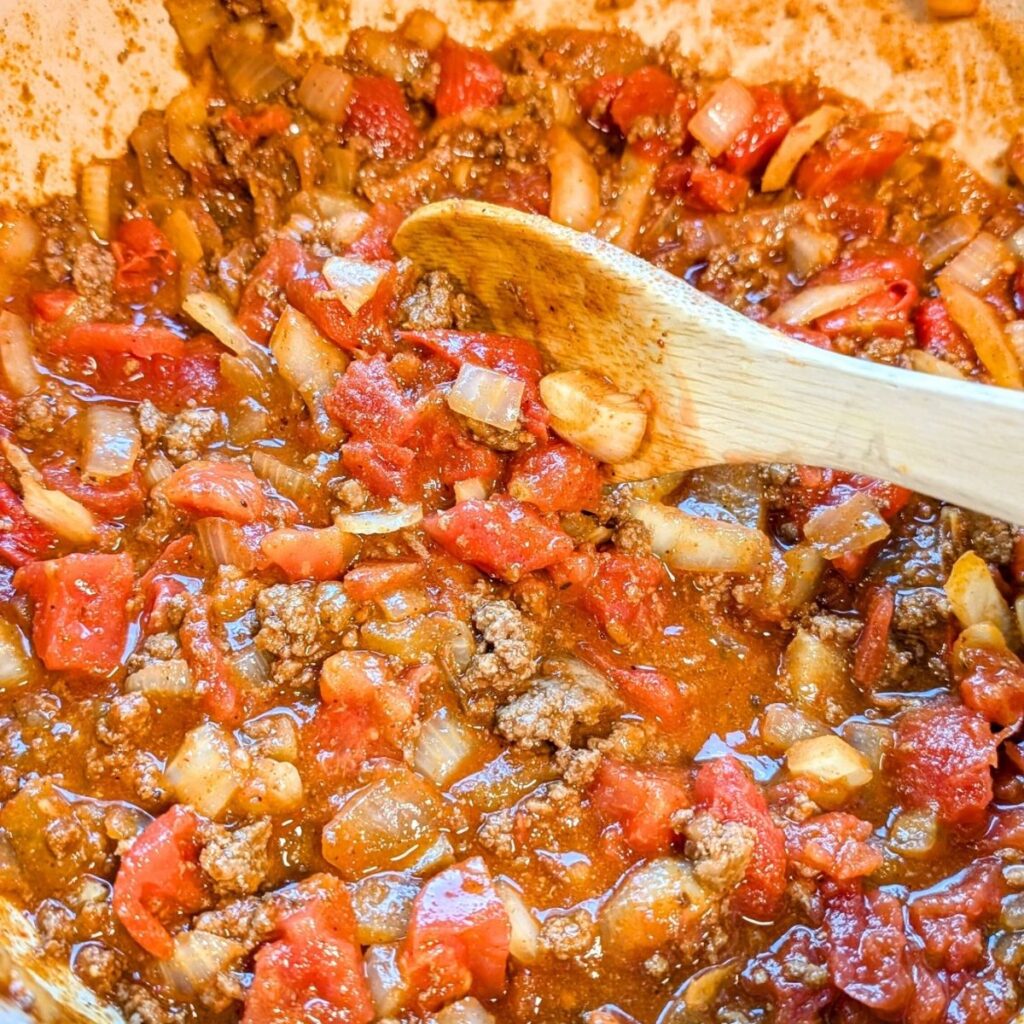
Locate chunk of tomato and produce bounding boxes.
[347,202,405,263]
[41,459,146,518]
[59,322,187,359]
[657,158,749,213]
[223,103,292,142]
[111,218,178,298]
[914,297,976,367]
[180,596,243,725]
[341,439,420,501]
[261,526,360,582]
[609,66,678,136]
[507,441,603,514]
[578,551,667,645]
[345,76,420,160]
[957,643,1024,727]
[435,39,504,117]
[814,280,918,339]
[784,812,882,882]
[163,461,266,524]
[721,87,791,176]
[325,356,418,444]
[29,288,78,323]
[795,127,907,198]
[852,586,895,691]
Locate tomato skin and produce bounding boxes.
[590,758,690,855]
[0,482,55,567]
[507,441,603,514]
[814,280,918,339]
[223,103,292,141]
[236,236,303,344]
[424,496,575,583]
[611,664,691,730]
[609,66,678,135]
[914,297,976,367]
[180,595,243,725]
[399,857,511,1011]
[163,460,266,524]
[795,127,907,198]
[435,39,504,117]
[346,202,405,263]
[721,86,791,176]
[892,702,998,829]
[14,553,133,674]
[60,323,187,359]
[784,813,882,881]
[852,587,895,691]
[957,643,1024,727]
[656,157,750,213]
[693,756,786,919]
[578,74,625,132]
[345,76,420,160]
[41,459,146,518]
[341,439,419,501]
[261,526,360,582]
[244,876,374,1024]
[112,805,207,959]
[111,218,178,297]
[326,356,418,444]
[578,551,667,645]
[811,241,924,290]
[29,288,78,323]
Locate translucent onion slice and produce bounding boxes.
[920,213,980,271]
[164,722,240,819]
[125,658,194,700]
[938,278,1023,389]
[166,87,214,173]
[768,277,886,326]
[547,126,601,231]
[334,503,423,535]
[211,35,292,102]
[940,231,1014,293]
[0,619,31,690]
[321,257,389,314]
[785,224,839,281]
[887,807,939,858]
[231,646,272,687]
[944,549,1016,639]
[594,146,658,252]
[251,450,322,506]
[761,105,846,192]
[182,291,272,376]
[163,208,205,265]
[760,702,828,754]
[688,78,757,159]
[220,352,266,399]
[494,880,540,965]
[79,162,112,241]
[540,369,647,464]
[83,405,141,480]
[906,349,966,379]
[1010,226,1024,260]
[785,734,873,790]
[165,0,226,57]
[297,62,354,124]
[0,209,40,279]
[453,476,490,503]
[364,945,408,1019]
[413,708,479,786]
[447,363,525,432]
[350,873,419,945]
[159,931,244,1001]
[1007,322,1024,368]
[195,517,257,570]
[0,312,41,397]
[803,491,890,558]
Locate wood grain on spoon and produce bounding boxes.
[394,199,1024,524]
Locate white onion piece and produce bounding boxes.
[80,162,112,241]
[1009,226,1024,260]
[335,502,423,535]
[761,105,845,192]
[840,721,895,772]
[938,278,1023,389]
[182,291,272,374]
[803,491,890,558]
[164,722,241,819]
[494,880,540,965]
[220,352,265,399]
[235,757,304,815]
[540,369,647,464]
[940,231,1014,293]
[322,257,389,315]
[906,349,967,379]
[125,658,194,700]
[688,78,756,158]
[920,213,980,271]
[159,931,244,1000]
[231,646,272,686]
[785,734,873,791]
[779,629,849,717]
[0,312,41,397]
[0,209,40,281]
[0,619,31,690]
[364,944,407,1019]
[212,35,292,102]
[447,363,525,432]
[768,277,886,326]
[944,549,1016,638]
[297,62,354,123]
[454,476,489,503]
[414,708,479,786]
[887,807,939,858]
[251,450,321,505]
[547,126,601,231]
[760,702,828,754]
[142,453,176,491]
[785,225,839,281]
[401,9,446,49]
[165,0,225,56]
[349,873,419,945]
[434,998,498,1024]
[83,405,141,480]
[595,146,658,252]
[195,517,256,570]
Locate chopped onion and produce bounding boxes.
[378,588,431,623]
[906,349,966,379]
[0,208,40,284]
[785,224,839,281]
[761,105,845,192]
[349,873,419,945]
[840,720,894,772]
[414,708,479,786]
[251,450,322,506]
[940,231,1014,293]
[944,550,1016,638]
[0,312,40,397]
[920,213,980,271]
[297,62,354,124]
[628,499,771,574]
[211,34,292,102]
[938,278,1023,388]
[803,491,890,558]
[79,162,112,241]
[166,87,214,173]
[887,807,939,858]
[364,944,408,1019]
[219,352,266,399]
[540,369,647,464]
[1009,226,1024,260]
[547,126,601,231]
[614,473,686,504]
[164,722,241,819]
[142,453,175,492]
[1007,322,1024,368]
[165,0,226,57]
[83,405,141,480]
[346,28,426,82]
[322,257,389,315]
[335,502,423,535]
[494,880,540,964]
[159,930,244,1000]
[231,646,272,687]
[759,543,825,619]
[595,146,658,252]
[434,999,497,1024]
[926,0,979,16]
[768,277,886,326]
[454,476,490,503]
[163,208,205,266]
[0,619,31,690]
[447,364,525,432]
[182,291,271,373]
[131,113,187,201]
[779,628,850,721]
[760,702,828,753]
[401,9,446,49]
[785,734,873,795]
[195,517,257,570]
[688,79,757,159]
[235,757,304,815]
[125,658,193,700]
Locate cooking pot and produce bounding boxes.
[0,0,1020,1019]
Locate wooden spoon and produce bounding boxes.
[395,199,1024,523]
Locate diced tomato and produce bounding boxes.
[59,322,187,359]
[609,66,678,136]
[346,202,405,263]
[112,805,207,960]
[891,701,998,829]
[163,461,266,523]
[180,595,242,725]
[777,323,835,350]
[261,526,360,582]
[693,756,786,919]
[785,813,882,881]
[811,241,924,290]
[477,167,551,216]
[399,857,510,1011]
[345,76,420,160]
[721,87,791,176]
[236,236,304,344]
[958,642,1024,727]
[590,758,690,856]
[111,218,178,297]
[656,157,750,213]
[341,439,419,500]
[138,534,195,596]
[223,103,292,142]
[78,347,222,408]
[740,926,837,1024]
[0,482,55,567]
[142,576,189,635]
[343,560,421,601]
[410,404,503,488]
[41,459,146,518]
[304,704,381,789]
[852,586,895,690]
[914,297,976,367]
[435,39,504,117]
[30,288,78,323]
[795,127,907,198]
[14,553,133,674]
[615,664,692,730]
[325,356,418,444]
[814,280,918,339]
[578,74,624,132]
[423,496,575,583]
[578,551,667,645]
[507,441,603,514]
[244,876,373,1024]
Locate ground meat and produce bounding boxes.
[893,587,950,635]
[475,807,518,858]
[116,980,186,1024]
[95,694,151,747]
[331,477,368,511]
[199,819,272,897]
[806,613,862,649]
[539,907,597,960]
[400,270,477,330]
[554,747,602,788]
[192,895,277,950]
[241,714,299,762]
[462,415,534,453]
[35,899,76,955]
[457,599,540,718]
[613,517,652,554]
[74,942,123,997]
[961,510,1015,565]
[161,407,222,465]
[137,400,169,443]
[496,658,623,749]
[71,242,116,317]
[12,385,75,442]
[136,493,186,547]
[681,811,755,892]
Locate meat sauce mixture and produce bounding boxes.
[1,4,1024,1023]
